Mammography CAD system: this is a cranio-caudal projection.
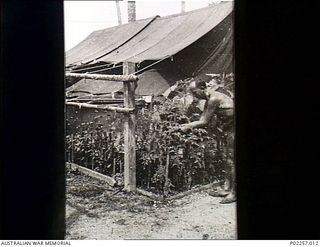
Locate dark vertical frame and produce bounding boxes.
[0,1,65,239]
[235,0,320,239]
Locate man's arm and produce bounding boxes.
[180,97,219,132]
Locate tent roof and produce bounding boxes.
[66,78,123,95]
[66,2,233,67]
[66,17,157,67]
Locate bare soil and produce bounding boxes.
[65,168,236,240]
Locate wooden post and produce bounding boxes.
[123,0,137,192]
[123,62,136,192]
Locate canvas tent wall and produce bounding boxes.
[66,2,234,97]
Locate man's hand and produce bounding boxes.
[169,126,181,133]
[179,124,191,133]
[169,124,190,134]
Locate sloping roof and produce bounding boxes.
[66,17,157,66]
[66,2,233,66]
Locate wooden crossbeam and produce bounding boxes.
[65,72,138,82]
[66,102,135,113]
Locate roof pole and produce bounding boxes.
[123,0,137,192]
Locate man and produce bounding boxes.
[179,79,236,204]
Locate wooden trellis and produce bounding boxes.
[65,68,138,192]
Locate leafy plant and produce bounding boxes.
[66,73,234,195]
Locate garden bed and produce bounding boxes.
[66,165,236,240]
[66,99,228,196]
[67,162,223,201]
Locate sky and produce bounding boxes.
[64,0,232,51]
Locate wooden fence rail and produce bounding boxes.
[65,72,138,82]
[66,102,135,113]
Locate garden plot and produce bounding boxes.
[66,99,227,196]
[66,166,236,240]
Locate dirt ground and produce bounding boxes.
[65,167,237,240]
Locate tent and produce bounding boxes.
[66,2,234,98]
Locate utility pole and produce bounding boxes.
[123,0,136,192]
[115,0,122,25]
[181,1,186,13]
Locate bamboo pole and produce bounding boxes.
[91,133,95,170]
[65,102,135,113]
[71,133,74,163]
[65,72,138,82]
[113,158,116,176]
[164,150,170,197]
